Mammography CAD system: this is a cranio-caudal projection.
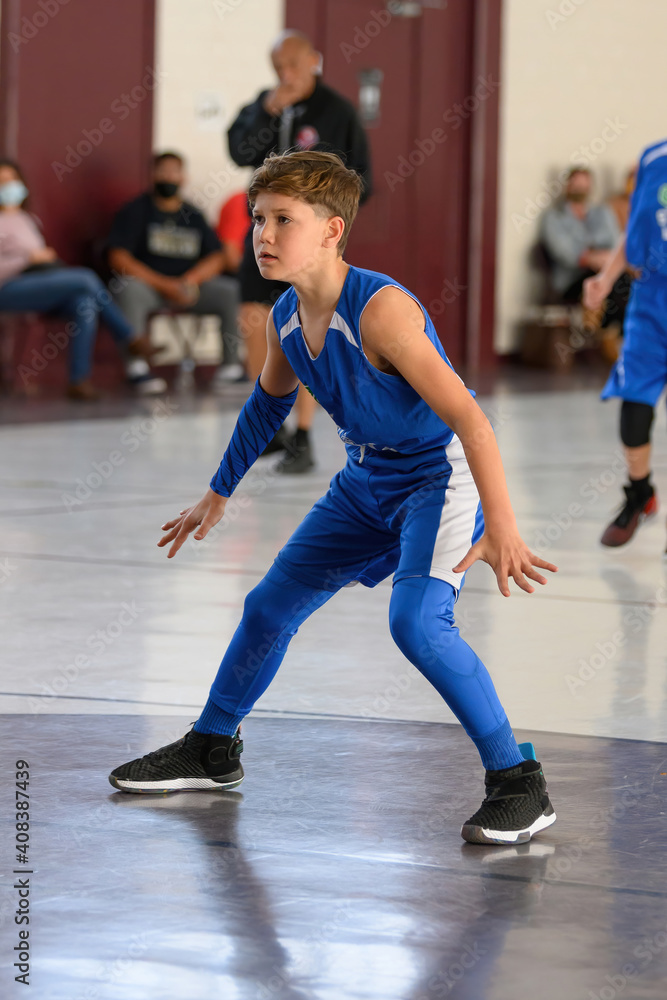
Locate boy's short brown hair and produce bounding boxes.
[248,150,363,255]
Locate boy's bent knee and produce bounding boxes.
[389,577,430,659]
[240,566,324,636]
[241,579,283,633]
[389,576,460,665]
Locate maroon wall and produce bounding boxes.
[285,0,501,368]
[0,0,156,267]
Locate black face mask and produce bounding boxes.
[153,181,179,199]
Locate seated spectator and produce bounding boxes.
[539,167,620,302]
[0,159,164,400]
[107,152,240,380]
[598,166,638,351]
[608,166,637,232]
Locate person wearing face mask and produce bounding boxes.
[0,159,164,400]
[539,166,620,303]
[107,151,240,377]
[227,30,372,474]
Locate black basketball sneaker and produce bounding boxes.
[108,726,244,794]
[600,482,658,547]
[461,745,556,845]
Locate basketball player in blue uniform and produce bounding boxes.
[110,152,558,845]
[585,139,667,548]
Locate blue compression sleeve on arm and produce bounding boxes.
[210,377,298,497]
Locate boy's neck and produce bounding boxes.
[292,258,349,314]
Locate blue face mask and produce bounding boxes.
[0,180,28,206]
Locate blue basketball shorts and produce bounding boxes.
[273,438,485,593]
[602,277,667,407]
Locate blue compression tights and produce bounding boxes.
[195,567,523,770]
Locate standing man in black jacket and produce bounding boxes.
[227,29,372,473]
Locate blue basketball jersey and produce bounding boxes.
[626,138,667,278]
[272,264,472,460]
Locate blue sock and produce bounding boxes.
[194,697,244,736]
[472,718,525,771]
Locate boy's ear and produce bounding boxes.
[322,215,345,249]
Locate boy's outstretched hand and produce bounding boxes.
[158,489,228,559]
[453,529,557,597]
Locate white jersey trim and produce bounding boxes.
[643,142,667,167]
[428,435,481,590]
[279,308,358,357]
[279,311,300,344]
[330,311,358,350]
[358,283,467,388]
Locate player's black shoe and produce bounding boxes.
[601,482,658,547]
[108,726,244,794]
[461,753,556,845]
[261,424,290,456]
[276,430,315,474]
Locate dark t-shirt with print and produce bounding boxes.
[107,193,222,277]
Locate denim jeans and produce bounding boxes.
[0,267,135,382]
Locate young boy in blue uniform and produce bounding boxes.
[585,139,667,548]
[110,152,558,845]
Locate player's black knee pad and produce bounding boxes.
[620,401,654,448]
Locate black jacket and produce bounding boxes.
[227,79,372,200]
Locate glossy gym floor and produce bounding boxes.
[1,373,666,999]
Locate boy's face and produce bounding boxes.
[252,192,342,281]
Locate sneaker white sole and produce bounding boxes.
[133,378,168,396]
[213,365,246,383]
[461,808,557,846]
[108,774,244,794]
